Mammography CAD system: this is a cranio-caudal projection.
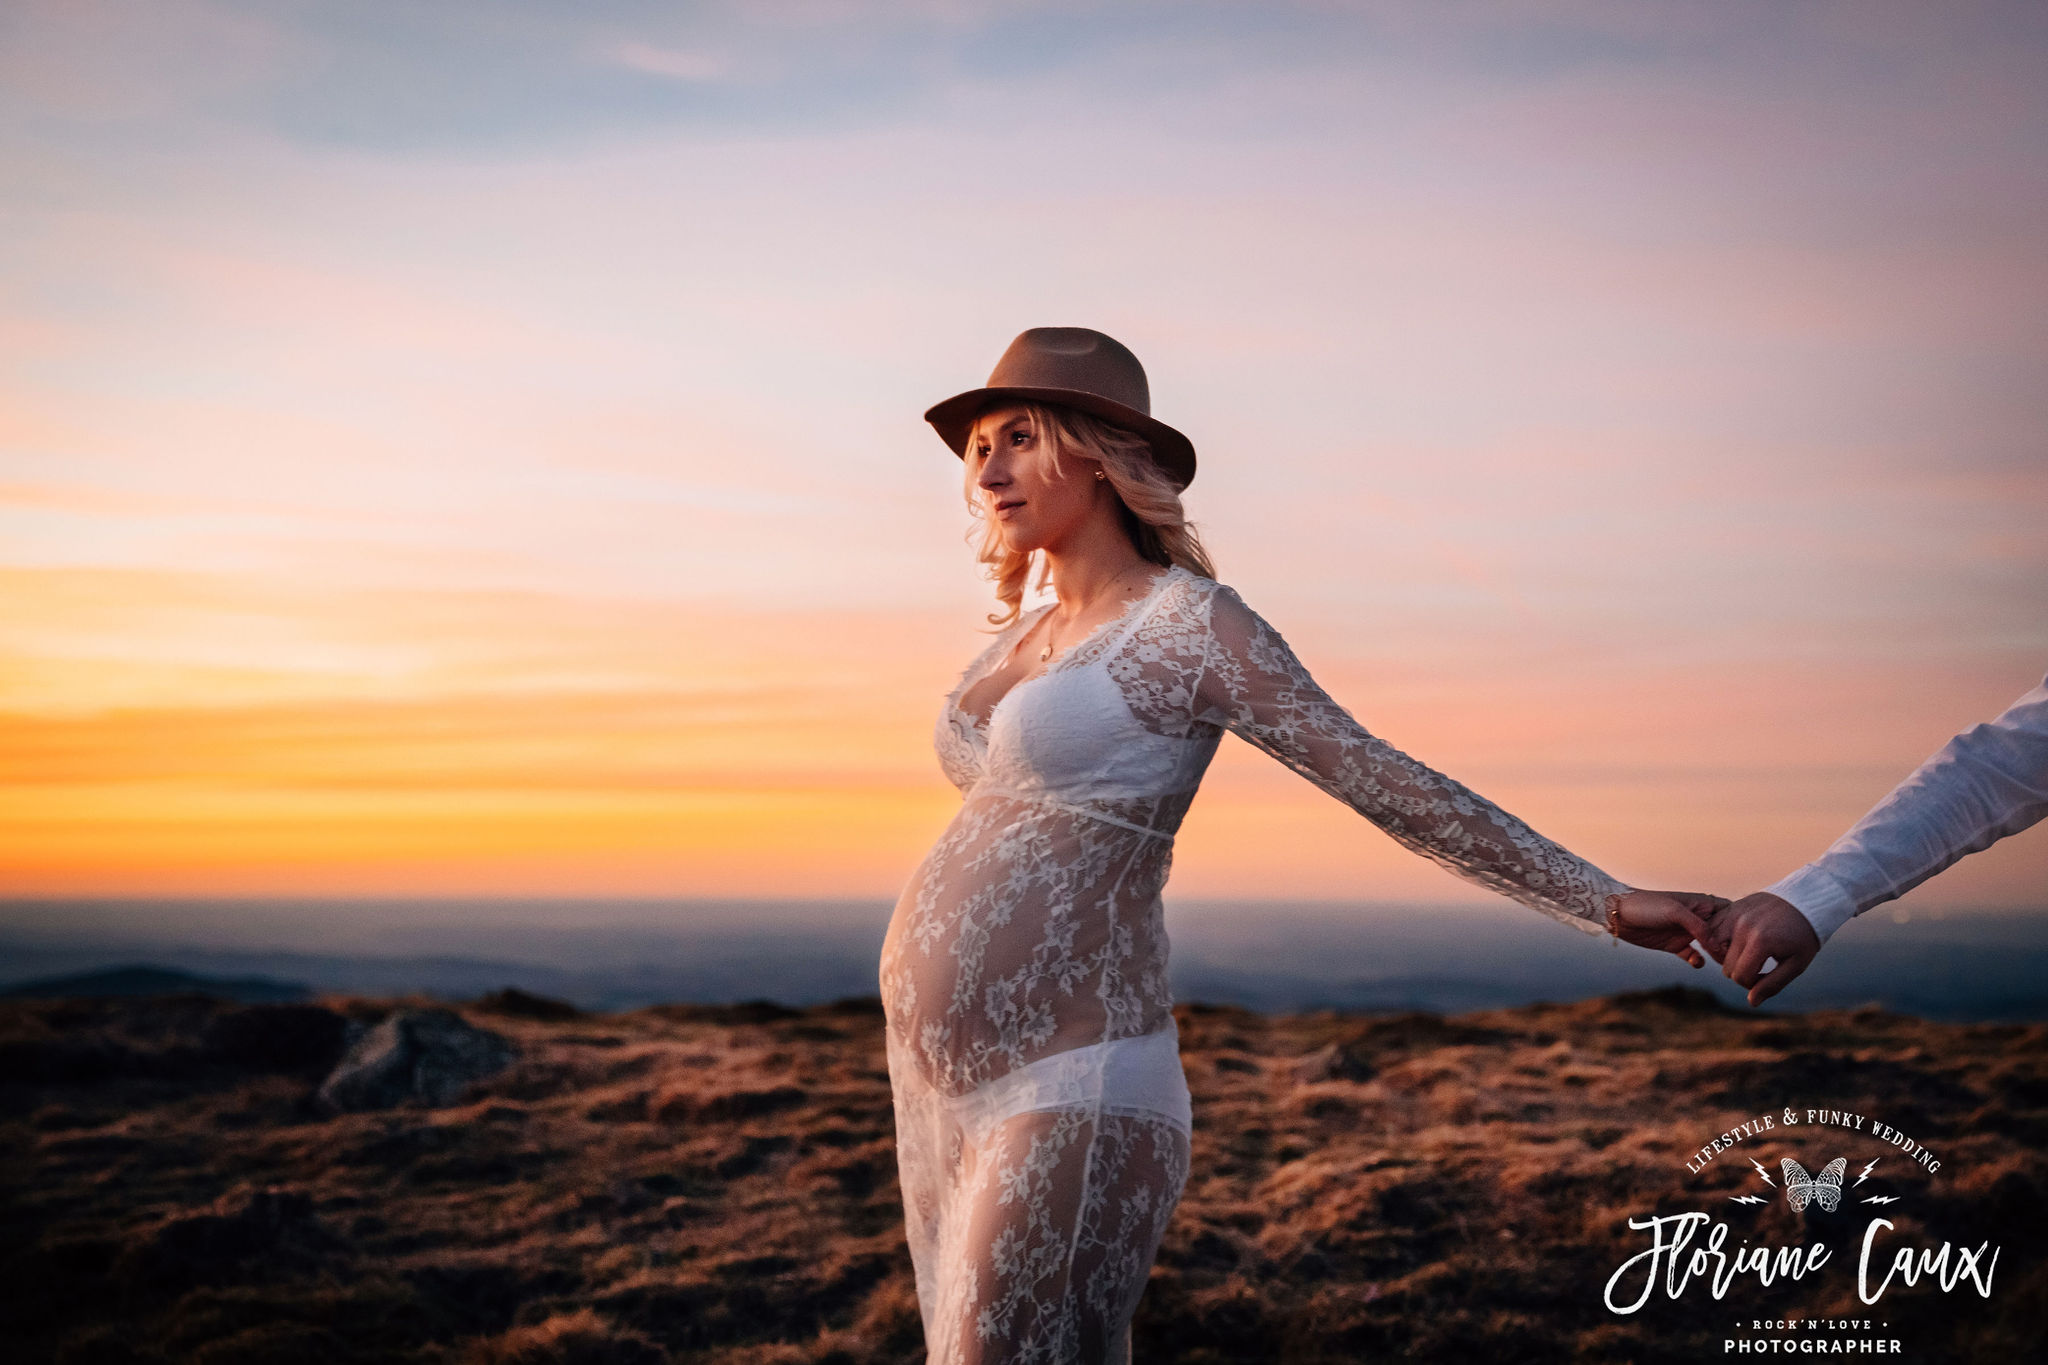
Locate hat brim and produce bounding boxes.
[924,386,1196,491]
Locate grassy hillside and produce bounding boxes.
[3,988,2042,1363]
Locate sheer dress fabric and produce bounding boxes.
[880,564,1629,1363]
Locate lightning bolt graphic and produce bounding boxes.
[1729,1194,1768,1206]
[1750,1157,1775,1187]
[1862,1195,1901,1205]
[1855,1158,1880,1187]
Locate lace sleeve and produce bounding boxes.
[1191,582,1630,934]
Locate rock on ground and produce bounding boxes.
[318,1007,516,1111]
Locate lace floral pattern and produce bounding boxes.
[882,564,1630,1362]
[1189,580,1628,936]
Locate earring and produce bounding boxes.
[1094,470,1107,481]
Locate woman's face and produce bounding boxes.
[968,405,1104,554]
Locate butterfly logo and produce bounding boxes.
[1781,1156,1847,1213]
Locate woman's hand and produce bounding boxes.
[1609,889,1729,968]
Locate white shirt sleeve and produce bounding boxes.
[1764,673,2048,944]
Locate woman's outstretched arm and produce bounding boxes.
[1190,581,1719,959]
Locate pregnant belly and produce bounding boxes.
[880,792,1176,1096]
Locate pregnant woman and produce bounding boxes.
[879,327,1723,1364]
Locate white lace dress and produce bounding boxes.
[879,564,1630,1364]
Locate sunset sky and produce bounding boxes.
[4,1,2045,913]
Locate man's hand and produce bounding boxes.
[1613,890,1729,968]
[1705,892,1822,1006]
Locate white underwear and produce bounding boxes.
[947,1022,1193,1148]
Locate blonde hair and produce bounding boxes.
[963,402,1216,628]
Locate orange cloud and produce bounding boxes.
[3,564,2041,905]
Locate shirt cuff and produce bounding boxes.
[1762,865,1859,945]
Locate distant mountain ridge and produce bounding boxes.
[4,897,2047,1019]
[0,964,310,1004]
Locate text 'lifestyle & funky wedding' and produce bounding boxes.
[1684,1110,1942,1177]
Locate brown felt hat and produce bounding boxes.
[924,327,1197,490]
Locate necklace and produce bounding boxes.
[1033,564,1149,664]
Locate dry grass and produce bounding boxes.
[3,987,2043,1363]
